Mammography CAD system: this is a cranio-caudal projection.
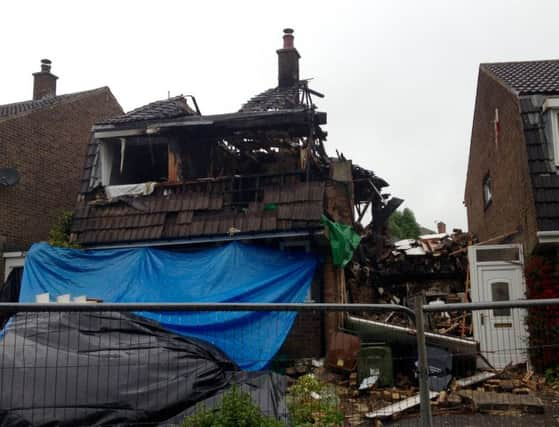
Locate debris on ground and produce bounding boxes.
[280,358,559,424]
[457,390,544,415]
[365,391,439,419]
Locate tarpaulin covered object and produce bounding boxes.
[0,311,288,426]
[320,215,361,267]
[19,242,318,370]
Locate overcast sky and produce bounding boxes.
[3,0,559,231]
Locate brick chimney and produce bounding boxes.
[277,28,300,88]
[437,221,447,234]
[32,59,58,100]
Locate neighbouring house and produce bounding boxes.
[0,59,123,281]
[463,60,559,368]
[465,59,559,257]
[69,29,401,357]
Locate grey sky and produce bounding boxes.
[3,0,559,231]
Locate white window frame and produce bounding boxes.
[543,98,559,167]
[482,174,492,208]
[550,110,559,167]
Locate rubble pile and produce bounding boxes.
[282,360,553,425]
[346,229,477,336]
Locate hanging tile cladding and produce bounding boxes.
[72,181,325,245]
[519,97,559,231]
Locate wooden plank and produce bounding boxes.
[365,391,438,419]
[456,371,497,388]
[168,146,178,183]
[458,390,544,414]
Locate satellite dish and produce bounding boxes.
[0,168,20,187]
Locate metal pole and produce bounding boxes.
[415,295,432,427]
[0,302,416,319]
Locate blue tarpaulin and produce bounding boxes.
[20,242,318,371]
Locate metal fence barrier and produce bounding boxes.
[419,297,559,427]
[0,300,558,426]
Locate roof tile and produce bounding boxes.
[0,87,110,120]
[97,96,195,125]
[483,60,559,95]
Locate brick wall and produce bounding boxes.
[277,172,356,359]
[278,271,323,359]
[465,69,539,255]
[0,89,122,278]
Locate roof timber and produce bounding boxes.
[93,109,327,139]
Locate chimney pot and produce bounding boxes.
[277,28,300,88]
[33,58,58,100]
[40,58,52,72]
[283,28,295,48]
[437,221,447,234]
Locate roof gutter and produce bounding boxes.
[88,229,324,250]
[93,128,146,139]
[537,230,559,244]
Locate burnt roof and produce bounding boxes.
[240,84,301,112]
[97,96,196,125]
[482,60,559,95]
[0,87,111,121]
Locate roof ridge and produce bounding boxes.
[481,59,559,67]
[96,95,195,126]
[0,86,108,109]
[0,87,111,120]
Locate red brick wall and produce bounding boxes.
[278,272,323,359]
[0,89,122,262]
[323,177,354,351]
[465,69,539,255]
[278,172,356,359]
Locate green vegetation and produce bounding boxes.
[181,386,283,427]
[387,208,420,240]
[287,374,343,427]
[182,375,343,427]
[48,211,80,248]
[545,364,559,391]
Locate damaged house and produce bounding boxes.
[67,29,399,357]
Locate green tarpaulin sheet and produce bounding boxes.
[321,215,361,267]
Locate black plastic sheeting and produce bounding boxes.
[0,311,287,426]
[415,346,453,392]
[0,267,22,329]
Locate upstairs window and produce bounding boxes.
[549,110,559,166]
[100,138,169,186]
[483,173,492,208]
[543,98,559,166]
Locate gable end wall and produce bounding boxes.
[0,90,122,265]
[465,69,539,255]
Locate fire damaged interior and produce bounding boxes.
[71,29,400,247]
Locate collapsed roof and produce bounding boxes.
[72,29,399,247]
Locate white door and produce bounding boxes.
[468,244,528,369]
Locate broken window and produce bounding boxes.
[100,137,169,186]
[482,174,492,208]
